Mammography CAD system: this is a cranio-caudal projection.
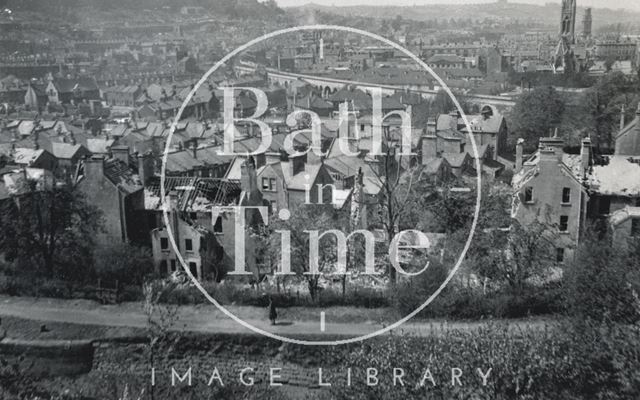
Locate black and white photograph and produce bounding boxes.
[1,0,640,398]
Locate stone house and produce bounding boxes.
[75,154,148,245]
[511,136,589,263]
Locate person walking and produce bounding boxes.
[268,296,277,326]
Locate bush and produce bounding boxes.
[394,277,565,320]
[159,280,391,308]
[93,242,154,286]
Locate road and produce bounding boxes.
[0,296,552,340]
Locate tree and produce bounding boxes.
[269,205,340,302]
[143,278,179,400]
[580,72,640,150]
[604,56,617,72]
[432,89,456,115]
[0,183,103,279]
[510,86,566,153]
[391,15,403,32]
[471,219,557,295]
[564,225,640,323]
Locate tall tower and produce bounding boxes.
[582,8,592,40]
[553,0,578,74]
[559,0,577,44]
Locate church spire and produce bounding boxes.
[560,0,577,44]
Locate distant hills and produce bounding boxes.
[5,0,284,19]
[289,1,640,29]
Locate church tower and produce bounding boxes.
[582,8,592,40]
[559,0,577,44]
[553,0,578,74]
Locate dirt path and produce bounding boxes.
[0,295,553,340]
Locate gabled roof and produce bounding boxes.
[257,160,325,192]
[442,152,469,168]
[50,142,88,160]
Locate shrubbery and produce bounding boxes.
[160,280,391,308]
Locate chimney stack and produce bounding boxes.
[84,155,105,180]
[580,137,591,176]
[240,157,257,197]
[421,134,438,165]
[33,131,40,150]
[515,138,524,172]
[138,151,154,186]
[292,154,305,176]
[539,136,564,161]
[111,145,130,165]
[448,111,458,131]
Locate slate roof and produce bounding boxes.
[13,148,46,165]
[389,91,424,106]
[324,154,383,195]
[53,77,99,93]
[327,87,372,111]
[427,54,466,64]
[50,142,87,160]
[295,95,333,110]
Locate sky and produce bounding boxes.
[273,0,640,12]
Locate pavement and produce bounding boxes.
[0,295,553,340]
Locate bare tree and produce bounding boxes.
[143,279,179,400]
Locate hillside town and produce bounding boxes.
[1,0,640,399]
